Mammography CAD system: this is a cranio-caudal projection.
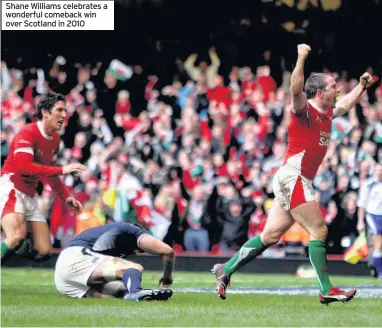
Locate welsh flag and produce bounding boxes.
[331,117,353,141]
[108,59,133,81]
[116,173,171,240]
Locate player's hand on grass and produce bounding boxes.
[159,276,173,289]
[359,72,374,89]
[297,44,311,58]
[63,163,86,175]
[66,197,83,215]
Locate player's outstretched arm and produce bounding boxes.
[290,44,310,114]
[333,72,374,118]
[13,152,64,178]
[13,152,86,178]
[138,235,175,288]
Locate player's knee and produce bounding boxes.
[7,229,27,248]
[118,260,143,272]
[115,263,144,280]
[261,231,281,246]
[135,264,144,272]
[311,223,328,240]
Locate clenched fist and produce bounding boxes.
[297,44,311,58]
[359,72,374,89]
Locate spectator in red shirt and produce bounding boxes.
[116,90,131,114]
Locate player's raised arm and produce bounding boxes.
[290,44,310,114]
[333,72,374,118]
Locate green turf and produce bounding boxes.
[1,269,382,327]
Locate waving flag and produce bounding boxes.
[344,232,369,264]
[108,59,133,81]
[331,117,353,141]
[116,173,171,240]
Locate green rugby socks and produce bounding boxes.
[1,241,10,259]
[223,235,268,276]
[309,240,332,294]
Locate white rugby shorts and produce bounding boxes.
[54,246,111,298]
[272,165,315,212]
[0,174,46,222]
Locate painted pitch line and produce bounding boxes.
[173,287,382,299]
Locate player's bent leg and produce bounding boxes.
[290,201,328,241]
[101,281,126,297]
[89,257,172,302]
[54,247,112,298]
[1,213,27,259]
[290,201,356,304]
[212,200,294,300]
[260,200,295,245]
[85,281,126,298]
[88,257,143,285]
[28,221,52,262]
[224,200,294,275]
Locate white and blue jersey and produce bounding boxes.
[357,178,382,235]
[67,223,148,257]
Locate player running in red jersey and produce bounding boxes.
[212,44,375,304]
[1,93,86,262]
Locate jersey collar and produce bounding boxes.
[37,121,53,140]
[308,100,330,115]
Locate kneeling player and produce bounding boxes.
[54,223,175,301]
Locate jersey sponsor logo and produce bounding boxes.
[37,149,43,156]
[316,116,322,122]
[319,137,329,147]
[319,131,330,147]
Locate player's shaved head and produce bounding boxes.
[37,93,66,119]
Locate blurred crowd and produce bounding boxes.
[1,49,381,256]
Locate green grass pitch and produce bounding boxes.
[1,269,382,326]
